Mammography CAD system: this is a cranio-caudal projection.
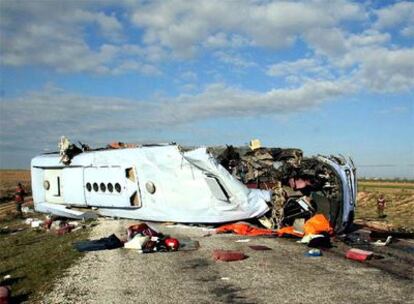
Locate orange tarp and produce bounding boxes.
[303,214,333,236]
[216,222,276,236]
[276,226,304,237]
[278,214,333,237]
[215,214,333,238]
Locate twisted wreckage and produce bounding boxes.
[31,138,356,233]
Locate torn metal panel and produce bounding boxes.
[35,202,97,220]
[216,145,357,233]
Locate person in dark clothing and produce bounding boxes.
[15,183,26,217]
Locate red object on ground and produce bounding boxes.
[213,250,247,262]
[43,218,53,229]
[345,248,373,262]
[165,238,180,251]
[0,286,10,304]
[216,222,276,236]
[55,224,74,235]
[127,223,159,240]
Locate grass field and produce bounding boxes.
[359,181,414,191]
[0,170,90,303]
[0,218,89,303]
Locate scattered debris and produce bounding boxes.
[249,245,271,251]
[305,248,322,257]
[345,248,373,262]
[216,144,356,233]
[31,220,43,228]
[164,238,180,251]
[307,234,332,248]
[124,235,150,250]
[235,239,251,243]
[73,234,123,252]
[371,236,392,247]
[178,239,200,251]
[21,206,34,214]
[213,250,247,262]
[0,226,10,235]
[59,136,84,165]
[107,142,137,149]
[54,223,75,235]
[127,223,159,240]
[343,232,370,246]
[0,286,11,304]
[124,223,195,253]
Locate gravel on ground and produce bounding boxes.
[41,218,414,304]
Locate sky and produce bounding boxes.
[0,0,413,178]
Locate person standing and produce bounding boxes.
[377,194,386,218]
[14,183,26,217]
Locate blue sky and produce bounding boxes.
[0,0,413,178]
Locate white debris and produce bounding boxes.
[31,220,44,228]
[371,236,392,246]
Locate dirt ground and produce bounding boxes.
[40,219,413,304]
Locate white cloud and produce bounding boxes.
[1,0,413,94]
[374,2,414,30]
[267,58,332,80]
[203,33,251,48]
[268,45,414,93]
[213,51,255,68]
[131,0,366,56]
[0,79,354,151]
[401,26,414,38]
[180,71,198,82]
[355,47,414,92]
[111,60,161,76]
[0,1,157,74]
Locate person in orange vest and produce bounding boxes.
[377,194,386,218]
[14,183,26,217]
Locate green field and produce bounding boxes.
[0,218,90,303]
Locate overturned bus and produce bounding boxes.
[31,139,356,233]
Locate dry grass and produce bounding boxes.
[356,181,414,232]
[0,170,31,201]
